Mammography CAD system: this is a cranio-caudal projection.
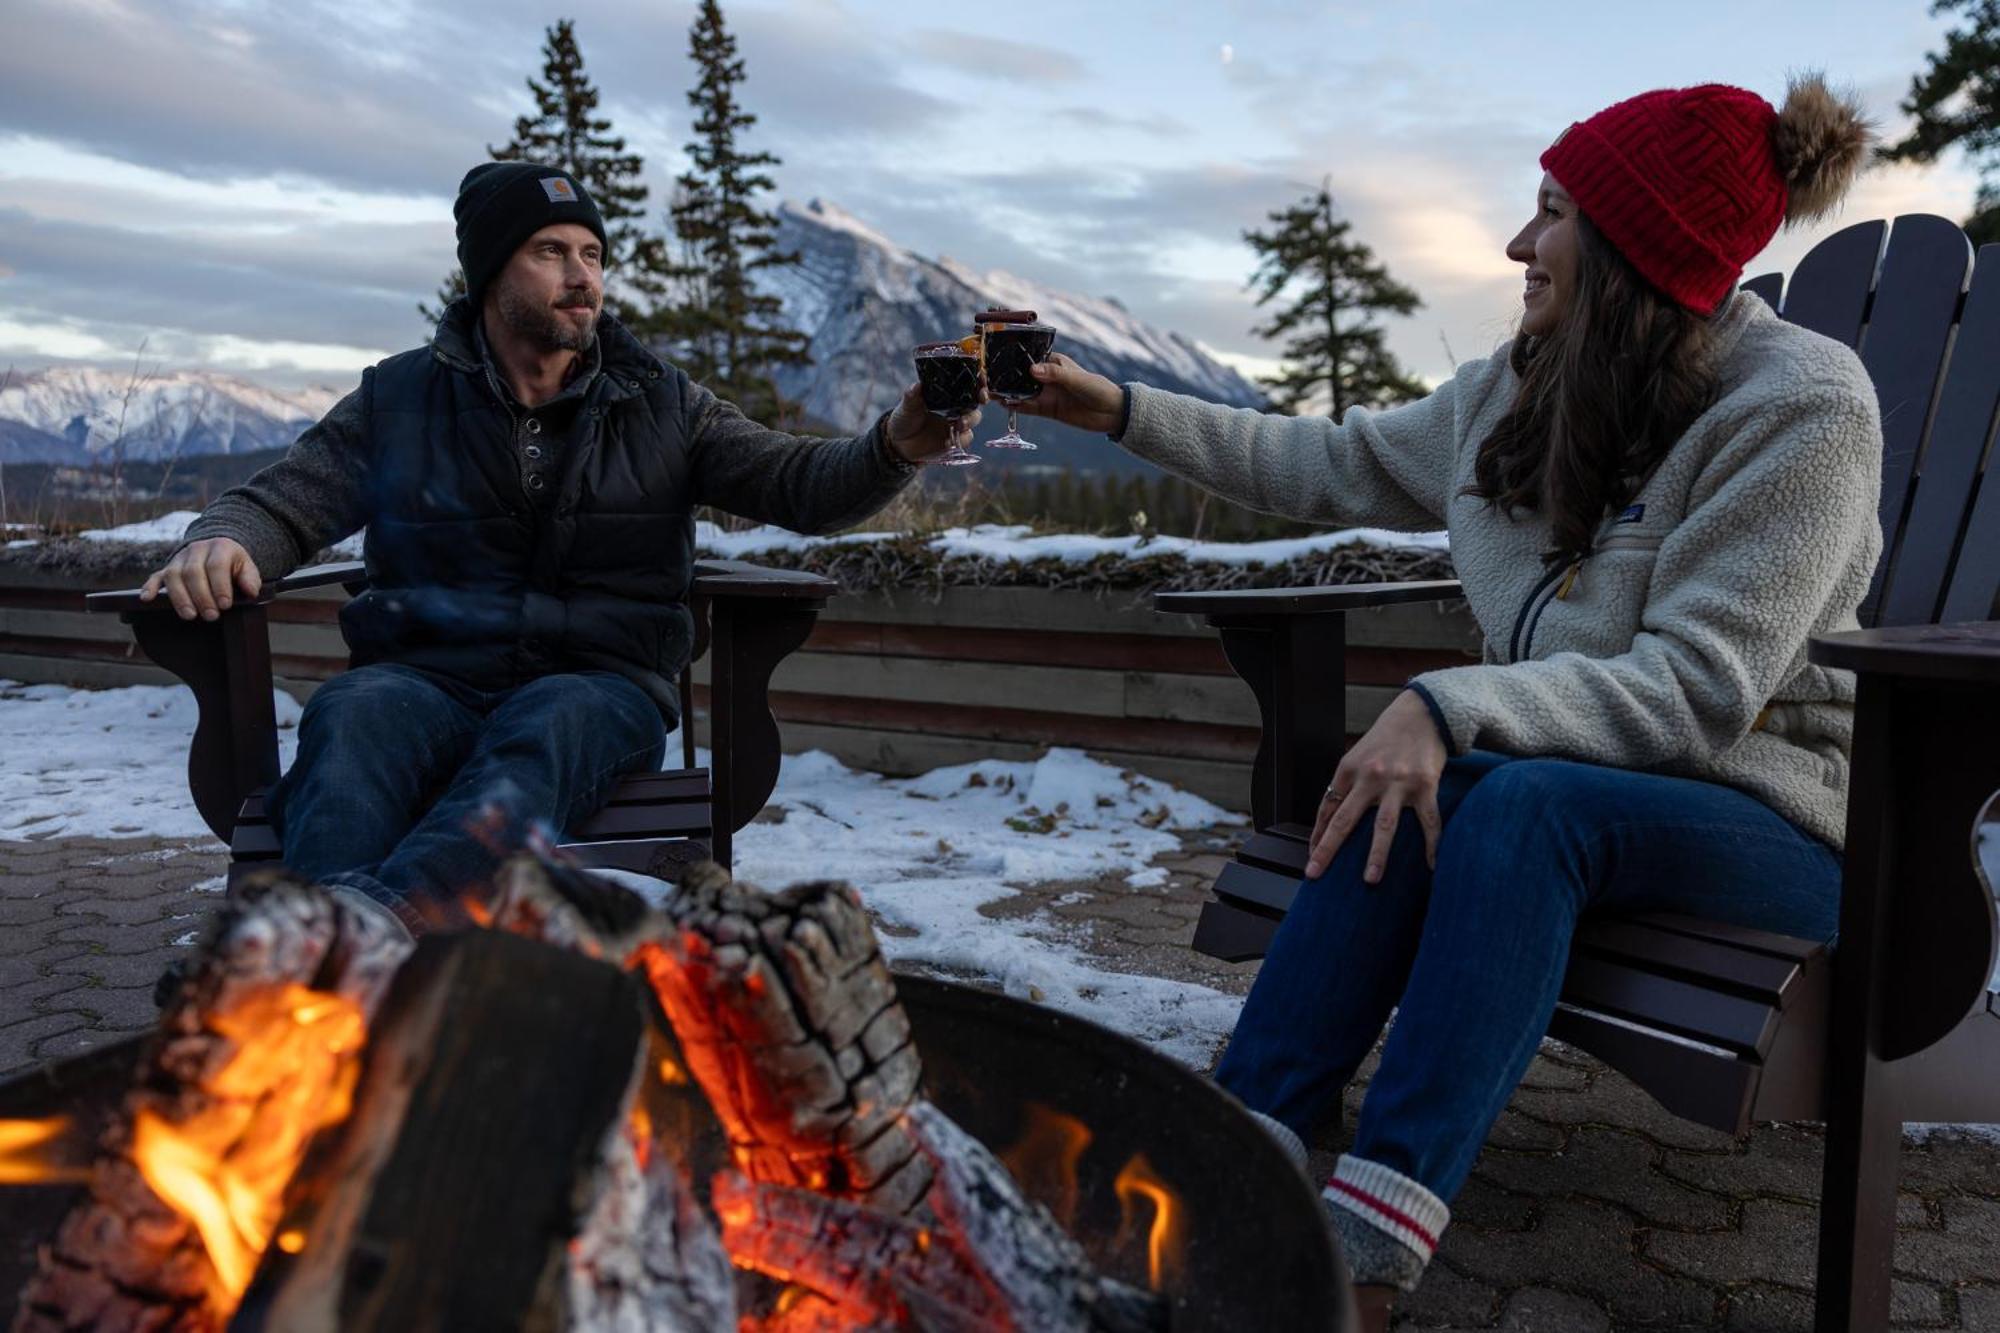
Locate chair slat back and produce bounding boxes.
[1776,218,1886,347]
[1885,241,2000,625]
[1849,215,1975,626]
[1740,271,1784,312]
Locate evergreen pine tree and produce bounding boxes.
[420,19,667,326]
[1880,0,2000,246]
[652,0,811,425]
[1244,180,1426,417]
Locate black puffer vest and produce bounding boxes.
[339,301,695,722]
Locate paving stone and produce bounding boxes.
[1954,1284,2000,1329]
[1890,1279,1946,1326]
[0,893,63,926]
[1899,1134,2000,1198]
[1450,1177,1539,1232]
[0,972,99,1020]
[1442,1198,1716,1327]
[0,1010,90,1072]
[1394,1257,1502,1328]
[1894,1198,2000,1284]
[46,949,182,990]
[31,1027,136,1065]
[52,892,182,925]
[1659,1125,1824,1203]
[1722,1282,1814,1331]
[1518,1052,1594,1093]
[1511,1072,1741,1153]
[1494,1286,1613,1331]
[1485,1109,1568,1153]
[44,984,160,1032]
[0,916,80,959]
[1475,1128,1731,1230]
[45,919,192,955]
[1648,1199,1820,1289]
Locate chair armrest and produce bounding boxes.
[84,560,370,615]
[1154,579,1464,618]
[1808,619,2000,684]
[693,559,839,600]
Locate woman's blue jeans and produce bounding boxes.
[1213,750,1842,1205]
[266,663,666,931]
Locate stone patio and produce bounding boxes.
[3,830,1997,1329]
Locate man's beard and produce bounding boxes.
[496,283,600,353]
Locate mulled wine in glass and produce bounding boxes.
[913,340,983,467]
[978,313,1056,450]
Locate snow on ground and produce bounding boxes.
[0,680,299,842]
[0,679,1246,1065]
[77,511,203,544]
[695,519,1448,563]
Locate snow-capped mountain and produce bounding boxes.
[0,368,338,465]
[0,202,1265,475]
[765,200,1266,469]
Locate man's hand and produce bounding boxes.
[140,537,264,622]
[1012,352,1124,435]
[1305,689,1449,882]
[885,382,982,463]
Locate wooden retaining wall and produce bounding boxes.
[0,558,1483,810]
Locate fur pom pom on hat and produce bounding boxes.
[1542,74,1875,314]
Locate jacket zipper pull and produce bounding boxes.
[1555,559,1582,600]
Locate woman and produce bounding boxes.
[1015,77,1878,1325]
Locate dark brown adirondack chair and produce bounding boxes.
[84,557,836,880]
[1156,213,2000,1332]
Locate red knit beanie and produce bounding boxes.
[1541,76,1874,314]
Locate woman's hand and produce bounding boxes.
[1305,689,1449,882]
[1013,353,1124,434]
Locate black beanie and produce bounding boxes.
[453,161,609,304]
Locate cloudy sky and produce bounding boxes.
[0,0,1980,396]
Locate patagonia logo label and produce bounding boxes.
[1615,503,1645,525]
[540,176,577,203]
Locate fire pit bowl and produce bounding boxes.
[0,973,1352,1330]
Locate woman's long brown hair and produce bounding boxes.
[1467,214,1722,566]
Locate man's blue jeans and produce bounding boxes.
[266,664,666,932]
[1214,750,1842,1206]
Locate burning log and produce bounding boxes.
[636,865,935,1216]
[13,872,410,1333]
[232,928,734,1332]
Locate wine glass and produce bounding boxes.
[979,317,1056,450]
[913,340,983,467]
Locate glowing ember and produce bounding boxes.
[1113,1153,1182,1290]
[0,1116,90,1184]
[128,981,366,1307]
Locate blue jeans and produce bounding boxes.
[266,664,666,933]
[1214,750,1841,1204]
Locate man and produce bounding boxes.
[143,161,971,936]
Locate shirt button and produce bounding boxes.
[525,445,543,460]
[526,417,543,435]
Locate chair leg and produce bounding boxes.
[1813,1042,1901,1332]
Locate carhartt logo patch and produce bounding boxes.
[1615,503,1645,525]
[540,176,577,204]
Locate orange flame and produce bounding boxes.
[0,1117,91,1184]
[999,1104,1092,1227]
[128,982,366,1306]
[1113,1153,1181,1290]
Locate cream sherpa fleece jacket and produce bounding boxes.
[1118,293,1883,848]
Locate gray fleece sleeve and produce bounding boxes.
[684,375,916,534]
[1115,357,1502,531]
[179,383,373,582]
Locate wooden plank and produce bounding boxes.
[1886,240,2000,625]
[1570,918,1801,1005]
[1191,896,1282,962]
[765,719,1254,812]
[802,619,1239,675]
[1857,214,1975,625]
[1212,861,1304,916]
[1123,669,1262,727]
[767,650,1129,719]
[0,607,139,643]
[1559,955,1780,1057]
[0,651,174,691]
[1741,271,1784,310]
[1615,911,1828,964]
[567,801,712,840]
[1940,243,2000,623]
[1777,217,1886,347]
